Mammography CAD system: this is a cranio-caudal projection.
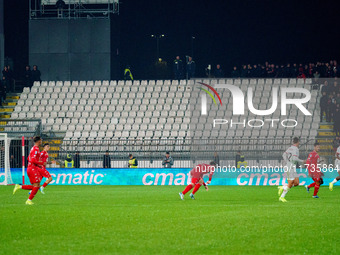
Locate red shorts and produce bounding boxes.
[27,166,42,184]
[312,177,320,182]
[309,171,323,182]
[191,177,202,184]
[38,167,51,178]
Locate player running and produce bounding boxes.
[179,161,216,200]
[13,136,44,205]
[329,144,340,191]
[37,143,54,194]
[305,142,323,198]
[278,137,306,202]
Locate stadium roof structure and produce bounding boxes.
[30,0,119,20]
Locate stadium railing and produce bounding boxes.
[0,119,42,138]
[3,135,336,169]
[45,137,333,168]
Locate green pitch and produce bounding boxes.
[0,186,339,254]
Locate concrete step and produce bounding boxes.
[316,137,336,141]
[318,131,336,137]
[0,108,14,113]
[319,152,334,156]
[49,139,62,145]
[0,114,11,118]
[320,124,333,129]
[49,153,59,158]
[6,92,21,96]
[2,102,17,107]
[5,98,18,103]
[43,138,64,160]
[320,144,333,150]
[318,128,334,132]
[6,96,20,100]
[49,145,60,150]
[316,138,333,143]
[0,118,14,122]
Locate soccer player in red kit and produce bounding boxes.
[37,143,55,194]
[13,136,44,205]
[179,162,216,200]
[305,142,323,198]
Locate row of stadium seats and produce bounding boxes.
[21,82,313,105]
[17,87,318,109]
[32,79,189,87]
[12,111,189,120]
[60,129,317,140]
[18,91,191,101]
[15,101,319,115]
[24,86,191,96]
[13,110,319,122]
[24,118,316,131]
[30,78,313,88]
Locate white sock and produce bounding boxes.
[331,179,338,184]
[281,186,289,198]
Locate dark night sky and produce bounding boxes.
[3,0,340,79]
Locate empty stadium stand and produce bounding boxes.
[7,78,325,167]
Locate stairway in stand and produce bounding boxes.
[43,138,63,165]
[0,93,21,130]
[316,122,336,160]
[0,93,20,120]
[0,91,63,166]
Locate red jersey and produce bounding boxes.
[190,164,215,181]
[306,150,322,178]
[40,150,49,169]
[28,145,43,168]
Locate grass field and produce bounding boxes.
[0,185,339,254]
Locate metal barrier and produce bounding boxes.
[0,119,42,138]
[4,136,337,169]
[51,137,336,168]
[6,138,32,169]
